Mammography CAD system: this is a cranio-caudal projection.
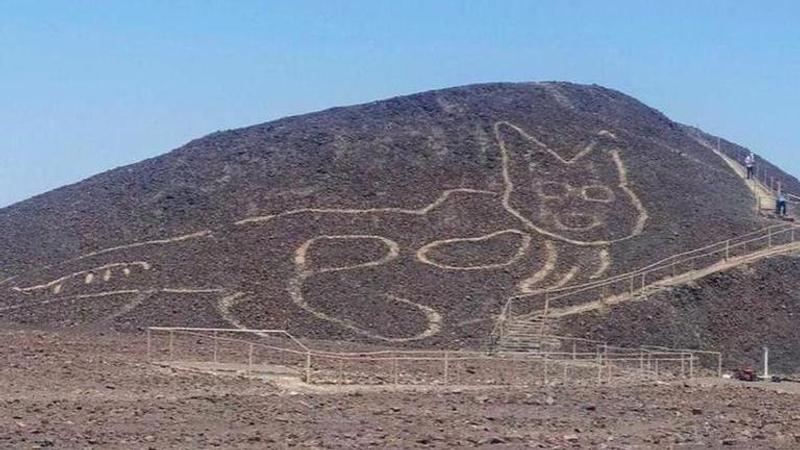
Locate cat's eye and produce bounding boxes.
[581,185,615,203]
[539,182,571,199]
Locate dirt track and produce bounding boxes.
[2,328,799,449]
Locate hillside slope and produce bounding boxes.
[563,254,800,372]
[0,82,794,347]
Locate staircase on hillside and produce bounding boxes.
[494,223,800,354]
[495,316,556,353]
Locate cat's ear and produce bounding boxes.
[494,121,593,166]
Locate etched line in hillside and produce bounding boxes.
[530,239,800,320]
[517,241,558,294]
[76,231,212,261]
[580,185,616,203]
[551,266,580,289]
[161,288,226,294]
[217,292,250,330]
[13,262,152,293]
[295,235,401,273]
[496,121,596,165]
[7,121,652,340]
[611,149,648,236]
[0,289,143,313]
[101,291,153,322]
[286,232,441,341]
[494,121,649,246]
[287,270,441,342]
[234,189,499,226]
[553,213,602,231]
[590,249,611,279]
[0,276,17,288]
[416,229,532,270]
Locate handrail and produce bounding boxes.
[511,223,796,302]
[503,223,799,319]
[148,327,700,362]
[546,226,794,303]
[494,226,800,359]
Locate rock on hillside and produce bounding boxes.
[0,82,794,347]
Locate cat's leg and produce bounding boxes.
[289,234,443,342]
[517,243,611,294]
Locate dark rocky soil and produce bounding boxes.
[563,255,800,372]
[1,328,800,449]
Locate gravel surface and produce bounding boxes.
[2,328,800,449]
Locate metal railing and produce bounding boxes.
[498,223,800,331]
[146,327,720,386]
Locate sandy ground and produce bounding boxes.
[2,328,800,449]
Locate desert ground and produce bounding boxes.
[2,327,799,449]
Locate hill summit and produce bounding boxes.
[1,82,798,350]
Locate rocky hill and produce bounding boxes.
[1,82,797,352]
[566,254,800,372]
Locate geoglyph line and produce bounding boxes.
[13,262,152,293]
[551,266,580,289]
[287,271,442,342]
[235,189,498,226]
[611,150,649,236]
[161,288,226,294]
[590,249,611,279]
[416,229,532,271]
[7,121,652,341]
[494,121,649,246]
[75,231,212,261]
[517,241,558,294]
[0,276,17,287]
[217,292,250,330]
[0,289,143,313]
[295,235,401,273]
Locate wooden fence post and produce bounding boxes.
[596,348,603,384]
[639,351,644,375]
[543,354,549,385]
[213,330,218,364]
[305,352,312,383]
[248,343,254,374]
[541,293,550,335]
[168,330,174,361]
[443,352,449,385]
[681,353,686,378]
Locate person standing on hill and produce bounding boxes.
[745,153,755,180]
[777,193,788,216]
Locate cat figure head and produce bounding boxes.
[494,121,648,246]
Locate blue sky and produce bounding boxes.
[1,0,798,207]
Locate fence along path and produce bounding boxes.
[497,223,800,340]
[146,326,719,386]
